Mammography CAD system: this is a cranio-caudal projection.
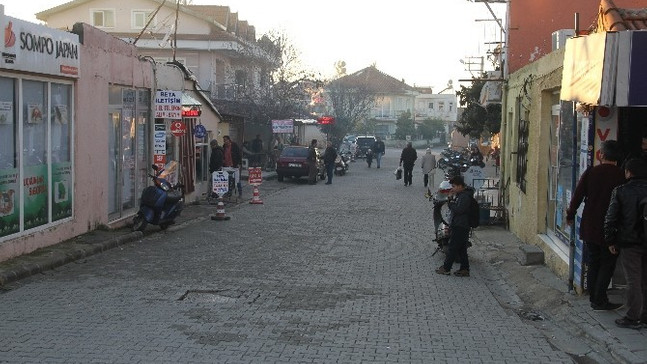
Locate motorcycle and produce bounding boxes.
[431,181,453,256]
[335,152,350,176]
[132,164,184,231]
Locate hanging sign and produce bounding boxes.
[170,120,186,136]
[248,167,263,185]
[154,90,182,119]
[212,171,229,196]
[194,124,207,138]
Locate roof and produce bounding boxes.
[593,0,647,32]
[335,66,417,95]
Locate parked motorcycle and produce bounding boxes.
[431,181,453,256]
[335,151,351,176]
[132,164,184,231]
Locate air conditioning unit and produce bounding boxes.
[552,29,575,50]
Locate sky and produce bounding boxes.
[1,0,507,91]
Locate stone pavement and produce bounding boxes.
[0,148,645,363]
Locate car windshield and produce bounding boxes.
[281,147,308,158]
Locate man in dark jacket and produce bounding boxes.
[604,158,647,329]
[566,140,625,311]
[399,142,417,186]
[208,139,224,199]
[223,135,243,196]
[307,139,318,185]
[436,175,473,277]
[322,141,337,185]
[372,137,386,168]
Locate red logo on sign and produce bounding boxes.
[170,121,186,136]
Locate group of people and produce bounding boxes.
[566,138,647,329]
[208,136,243,197]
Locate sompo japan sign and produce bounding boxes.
[154,90,182,119]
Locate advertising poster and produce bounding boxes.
[0,167,19,237]
[23,164,48,230]
[0,101,12,124]
[52,162,72,221]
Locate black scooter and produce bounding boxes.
[132,164,184,231]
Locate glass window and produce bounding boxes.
[132,10,154,29]
[0,77,18,237]
[51,83,72,221]
[92,10,115,28]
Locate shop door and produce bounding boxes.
[108,109,137,219]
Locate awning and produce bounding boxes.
[561,30,647,107]
[181,92,202,106]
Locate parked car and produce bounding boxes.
[276,146,326,182]
[354,135,376,158]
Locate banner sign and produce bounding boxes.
[212,171,229,196]
[272,119,293,134]
[248,167,262,185]
[154,90,182,119]
[0,10,80,78]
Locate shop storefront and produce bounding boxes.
[0,11,79,240]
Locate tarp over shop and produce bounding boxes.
[561,30,647,106]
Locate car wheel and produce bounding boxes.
[277,174,284,182]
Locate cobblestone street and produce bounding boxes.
[0,148,578,363]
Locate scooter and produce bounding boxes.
[431,181,453,256]
[132,164,184,231]
[334,153,349,176]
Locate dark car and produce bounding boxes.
[276,146,325,182]
[355,136,376,158]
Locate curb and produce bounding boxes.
[0,231,143,287]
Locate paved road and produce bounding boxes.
[0,148,574,363]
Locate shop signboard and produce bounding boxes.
[272,119,293,134]
[0,167,19,237]
[0,9,80,78]
[248,167,262,186]
[154,90,182,119]
[212,171,228,196]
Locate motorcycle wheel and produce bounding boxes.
[160,222,172,230]
[132,213,147,232]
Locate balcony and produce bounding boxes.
[211,83,246,101]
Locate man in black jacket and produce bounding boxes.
[399,142,417,186]
[372,137,385,168]
[604,158,647,329]
[436,175,473,277]
[208,139,224,199]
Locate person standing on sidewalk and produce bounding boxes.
[322,141,337,185]
[421,148,437,196]
[566,140,625,311]
[208,139,224,199]
[307,139,318,185]
[436,175,472,277]
[399,142,417,186]
[604,158,647,329]
[372,137,385,168]
[222,135,243,196]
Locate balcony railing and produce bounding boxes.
[211,83,246,101]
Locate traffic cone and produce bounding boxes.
[211,197,231,221]
[249,185,263,204]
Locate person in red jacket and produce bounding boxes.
[566,140,625,311]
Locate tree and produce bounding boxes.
[417,118,445,140]
[455,75,501,137]
[324,79,377,142]
[394,110,416,140]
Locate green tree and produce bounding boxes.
[455,75,501,137]
[394,110,416,140]
[417,118,445,140]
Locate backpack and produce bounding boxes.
[468,195,480,228]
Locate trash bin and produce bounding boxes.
[479,202,491,225]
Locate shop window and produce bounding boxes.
[0,77,18,237]
[51,83,72,221]
[91,9,115,28]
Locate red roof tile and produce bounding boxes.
[594,0,647,31]
[336,66,416,95]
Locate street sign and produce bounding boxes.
[212,171,229,196]
[170,121,186,136]
[248,167,262,185]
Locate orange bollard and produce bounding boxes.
[211,197,231,221]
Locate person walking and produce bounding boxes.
[436,175,473,277]
[399,142,417,186]
[566,140,626,311]
[307,139,318,185]
[372,137,386,168]
[251,134,264,167]
[222,135,243,196]
[208,139,224,199]
[421,148,437,195]
[604,158,647,329]
[322,141,337,185]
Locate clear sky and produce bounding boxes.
[1,0,507,91]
